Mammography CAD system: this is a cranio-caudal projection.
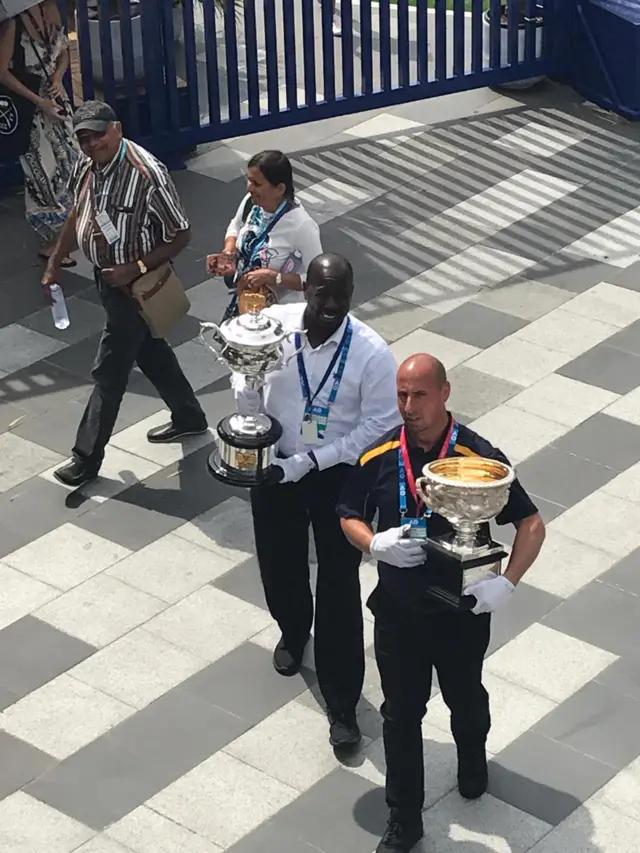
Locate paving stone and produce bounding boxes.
[593,756,640,824]
[425,303,527,349]
[523,529,618,599]
[550,413,640,472]
[107,805,223,853]
[513,306,618,356]
[0,433,64,494]
[0,324,66,375]
[0,791,94,851]
[549,490,640,559]
[506,374,619,427]
[558,343,640,395]
[0,562,59,630]
[352,294,439,342]
[211,555,268,610]
[20,297,106,346]
[605,318,640,355]
[604,386,640,426]
[466,337,571,387]
[469,405,569,465]
[474,276,573,320]
[516,446,617,508]
[601,462,640,505]
[390,328,479,370]
[527,801,640,852]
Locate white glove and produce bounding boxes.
[370,525,426,569]
[275,453,315,484]
[237,388,261,416]
[464,575,515,615]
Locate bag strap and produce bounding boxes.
[11,15,27,73]
[241,195,254,224]
[23,9,51,82]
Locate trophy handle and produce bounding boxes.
[415,476,429,506]
[199,322,226,362]
[282,328,308,367]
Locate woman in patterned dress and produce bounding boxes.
[0,1,78,265]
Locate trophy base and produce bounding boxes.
[420,535,508,611]
[207,414,283,488]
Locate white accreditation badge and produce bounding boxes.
[95,210,120,245]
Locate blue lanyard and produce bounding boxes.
[295,319,352,408]
[238,201,289,271]
[398,420,459,519]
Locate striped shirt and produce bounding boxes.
[68,140,189,267]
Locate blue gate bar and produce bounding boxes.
[177,0,198,130]
[301,0,317,106]
[159,0,180,132]
[435,0,447,80]
[263,0,280,115]
[118,0,139,137]
[341,0,355,100]
[282,0,298,111]
[396,0,410,89]
[378,0,392,91]
[243,0,261,118]
[453,0,466,77]
[359,0,374,95]
[139,0,165,134]
[471,0,484,73]
[416,0,429,84]
[321,0,336,103]
[525,0,539,62]
[74,0,94,101]
[201,0,220,127]
[97,0,116,106]
[225,0,241,122]
[489,0,502,67]
[507,0,520,66]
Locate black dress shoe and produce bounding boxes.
[328,710,362,752]
[146,421,208,443]
[272,637,306,676]
[53,459,99,488]
[376,816,424,852]
[457,742,488,800]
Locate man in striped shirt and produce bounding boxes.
[42,101,207,488]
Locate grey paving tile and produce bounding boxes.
[598,548,640,596]
[20,297,105,346]
[557,343,640,394]
[595,651,640,702]
[543,580,640,657]
[550,413,640,470]
[473,276,573,321]
[0,522,31,560]
[525,495,567,526]
[0,401,28,433]
[532,681,640,769]
[44,334,102,382]
[0,731,57,799]
[181,641,312,726]
[613,260,640,292]
[165,313,203,349]
[0,616,96,699]
[515,447,616,509]
[173,246,209,291]
[12,399,87,456]
[483,223,575,265]
[447,366,522,422]
[225,818,332,853]
[521,255,618,293]
[0,359,91,417]
[487,583,562,657]
[0,684,19,711]
[605,318,640,356]
[212,555,268,610]
[488,732,616,825]
[425,303,527,349]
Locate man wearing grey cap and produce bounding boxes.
[42,101,207,488]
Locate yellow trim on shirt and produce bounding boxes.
[360,440,401,466]
[454,443,479,457]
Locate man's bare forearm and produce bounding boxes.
[503,513,545,586]
[48,209,78,268]
[142,227,191,271]
[340,517,375,555]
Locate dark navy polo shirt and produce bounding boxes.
[337,417,539,613]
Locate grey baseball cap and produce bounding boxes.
[73,100,118,134]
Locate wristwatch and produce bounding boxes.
[275,272,282,287]
[137,260,148,275]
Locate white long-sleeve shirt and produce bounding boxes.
[232,303,401,470]
[226,195,323,304]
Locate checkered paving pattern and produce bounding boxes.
[1,85,640,851]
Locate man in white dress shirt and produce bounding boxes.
[235,253,399,750]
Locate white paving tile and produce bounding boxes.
[70,628,206,709]
[2,524,131,590]
[0,433,64,493]
[522,529,619,598]
[425,672,557,754]
[345,112,423,138]
[468,405,569,464]
[423,790,551,852]
[474,277,573,321]
[592,756,640,823]
[40,446,162,503]
[0,563,59,631]
[0,324,66,375]
[506,374,620,427]
[0,791,94,852]
[111,410,215,466]
[353,294,439,343]
[144,585,270,662]
[512,306,618,355]
[465,337,571,386]
[601,462,640,505]
[604,387,640,426]
[107,533,236,603]
[173,497,255,565]
[225,701,338,791]
[493,121,582,157]
[563,207,640,269]
[390,329,479,371]
[549,491,640,558]
[74,837,132,853]
[36,574,167,648]
[148,751,299,848]
[486,623,617,703]
[528,801,640,852]
[0,674,133,759]
[561,281,640,327]
[107,805,223,853]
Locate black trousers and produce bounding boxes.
[251,464,365,715]
[73,270,205,469]
[370,584,491,817]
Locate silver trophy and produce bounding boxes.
[415,456,515,609]
[199,311,307,486]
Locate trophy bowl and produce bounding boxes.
[199,311,306,487]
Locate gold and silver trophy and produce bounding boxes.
[416,457,515,609]
[199,311,306,486]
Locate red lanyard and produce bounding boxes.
[399,418,457,516]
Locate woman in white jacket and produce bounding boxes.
[208,150,323,316]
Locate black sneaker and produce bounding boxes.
[457,742,488,800]
[328,710,362,752]
[376,817,424,852]
[53,459,99,488]
[147,421,208,443]
[272,637,306,677]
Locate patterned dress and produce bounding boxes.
[18,21,78,244]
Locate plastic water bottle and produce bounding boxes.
[50,284,70,330]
